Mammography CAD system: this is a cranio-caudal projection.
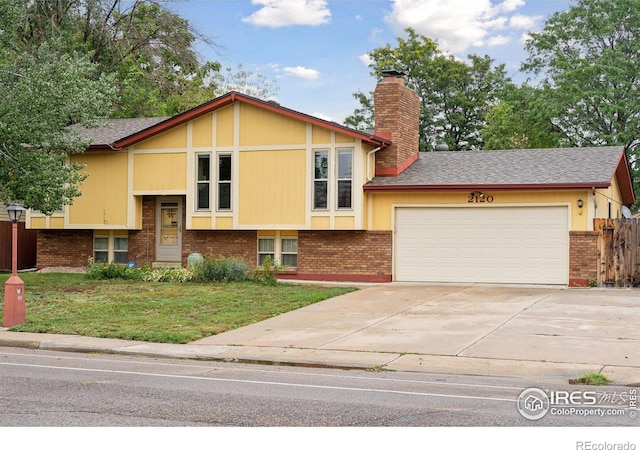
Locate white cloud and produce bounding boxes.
[486,35,511,47]
[311,112,334,122]
[385,0,534,53]
[509,13,542,30]
[242,0,331,28]
[283,66,320,80]
[359,53,374,67]
[498,0,525,13]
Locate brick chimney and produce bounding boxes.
[373,70,420,176]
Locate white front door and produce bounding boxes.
[156,198,182,263]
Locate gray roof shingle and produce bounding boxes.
[367,146,625,187]
[68,118,169,147]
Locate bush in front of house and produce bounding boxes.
[190,256,249,283]
[86,256,251,283]
[86,260,146,281]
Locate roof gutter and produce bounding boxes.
[366,146,383,181]
[363,182,612,192]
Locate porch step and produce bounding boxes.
[152,262,183,269]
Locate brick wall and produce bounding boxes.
[291,230,393,282]
[373,75,421,176]
[37,230,93,269]
[182,230,257,267]
[569,230,599,287]
[128,196,156,267]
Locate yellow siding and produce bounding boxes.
[311,216,330,229]
[133,153,187,191]
[239,104,306,146]
[594,177,624,219]
[133,196,143,229]
[216,106,234,147]
[312,126,331,144]
[30,217,46,228]
[191,216,212,229]
[70,152,128,226]
[334,216,355,229]
[336,133,355,143]
[369,190,589,231]
[135,124,187,149]
[238,149,306,226]
[192,113,213,148]
[216,216,233,229]
[49,217,64,228]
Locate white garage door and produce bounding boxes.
[395,206,569,284]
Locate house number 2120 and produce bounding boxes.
[468,191,494,203]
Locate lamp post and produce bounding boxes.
[4,203,26,327]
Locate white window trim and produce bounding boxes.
[196,152,212,211]
[217,152,233,211]
[313,149,330,211]
[257,232,298,268]
[93,231,129,264]
[336,148,353,210]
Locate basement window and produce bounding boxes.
[93,233,129,264]
[257,234,298,268]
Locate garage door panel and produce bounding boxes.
[395,206,569,284]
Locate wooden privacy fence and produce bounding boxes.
[595,218,640,287]
[0,222,37,272]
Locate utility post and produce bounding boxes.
[4,203,26,327]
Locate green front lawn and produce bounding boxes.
[0,273,356,344]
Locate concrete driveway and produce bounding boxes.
[194,283,640,383]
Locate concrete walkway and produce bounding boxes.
[1,284,639,385]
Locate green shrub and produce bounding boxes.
[86,260,145,280]
[191,256,249,283]
[141,267,193,283]
[252,256,285,286]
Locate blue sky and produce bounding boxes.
[164,0,573,123]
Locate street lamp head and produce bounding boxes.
[5,203,26,224]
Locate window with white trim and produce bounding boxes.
[257,235,298,268]
[336,149,352,209]
[94,234,128,264]
[94,237,109,263]
[218,153,232,210]
[258,238,275,266]
[196,154,211,210]
[281,238,298,267]
[113,237,129,264]
[313,150,329,210]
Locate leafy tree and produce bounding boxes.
[522,0,640,202]
[482,84,564,150]
[0,41,116,213]
[343,91,374,131]
[13,0,277,117]
[345,28,510,151]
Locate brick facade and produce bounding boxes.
[182,230,257,267]
[128,196,157,267]
[569,230,599,287]
[373,75,420,177]
[37,230,93,269]
[283,230,393,282]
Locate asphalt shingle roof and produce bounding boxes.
[367,146,625,187]
[68,118,169,147]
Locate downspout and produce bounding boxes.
[366,146,383,181]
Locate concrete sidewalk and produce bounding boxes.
[1,283,639,385]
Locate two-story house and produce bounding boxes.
[29,72,635,286]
